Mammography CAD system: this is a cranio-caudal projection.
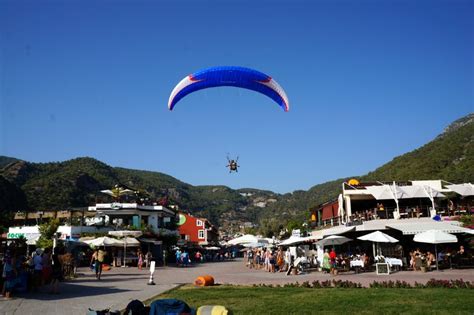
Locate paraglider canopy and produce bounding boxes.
[168,66,289,112]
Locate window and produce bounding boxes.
[198,230,205,239]
[196,220,203,226]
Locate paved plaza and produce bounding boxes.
[1,259,474,315]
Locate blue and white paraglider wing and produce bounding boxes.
[168,66,289,112]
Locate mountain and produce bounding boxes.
[0,156,19,169]
[0,113,473,233]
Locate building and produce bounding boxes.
[176,212,218,247]
[311,179,473,228]
[88,202,177,235]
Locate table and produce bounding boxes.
[350,260,364,268]
[385,258,402,267]
[350,260,364,273]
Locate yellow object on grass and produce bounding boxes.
[197,305,229,315]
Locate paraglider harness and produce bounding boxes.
[226,156,239,173]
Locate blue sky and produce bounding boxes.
[1,0,473,194]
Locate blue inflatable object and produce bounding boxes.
[168,66,289,112]
[149,299,195,315]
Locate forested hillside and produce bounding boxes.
[1,113,472,234]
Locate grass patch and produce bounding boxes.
[152,285,474,314]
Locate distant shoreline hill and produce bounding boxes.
[1,113,473,229]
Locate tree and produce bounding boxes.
[36,218,60,249]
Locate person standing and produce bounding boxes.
[145,251,152,268]
[322,249,331,273]
[32,248,43,291]
[175,249,181,267]
[41,248,52,286]
[2,249,17,299]
[137,250,144,270]
[329,248,337,275]
[49,254,62,294]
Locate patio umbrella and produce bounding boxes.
[357,231,399,257]
[85,236,123,247]
[228,234,267,246]
[278,235,309,246]
[108,231,142,267]
[316,235,352,247]
[413,230,458,271]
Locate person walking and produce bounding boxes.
[91,247,106,280]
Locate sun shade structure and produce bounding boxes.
[316,235,352,247]
[446,183,474,196]
[227,234,268,246]
[357,231,399,243]
[365,182,445,218]
[358,231,398,256]
[278,235,310,246]
[413,230,458,270]
[108,231,142,267]
[84,236,123,247]
[387,221,472,235]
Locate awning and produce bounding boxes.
[400,186,445,198]
[322,226,355,237]
[387,222,473,235]
[446,183,474,196]
[138,238,163,245]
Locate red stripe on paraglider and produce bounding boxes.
[189,75,200,81]
[259,76,272,83]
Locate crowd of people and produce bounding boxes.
[1,244,65,299]
[244,247,296,273]
[409,245,471,270]
[173,248,237,267]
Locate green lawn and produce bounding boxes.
[152,285,474,314]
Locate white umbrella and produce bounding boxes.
[85,236,123,247]
[413,230,458,271]
[278,235,309,246]
[316,235,352,247]
[108,231,142,267]
[358,231,398,257]
[358,231,399,243]
[228,234,267,245]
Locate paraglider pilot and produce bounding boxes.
[226,157,239,173]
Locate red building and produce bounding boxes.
[177,212,218,246]
[310,199,340,227]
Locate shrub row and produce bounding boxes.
[251,279,473,289]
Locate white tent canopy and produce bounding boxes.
[84,236,123,247]
[446,183,474,196]
[278,235,309,246]
[413,230,458,270]
[227,234,268,246]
